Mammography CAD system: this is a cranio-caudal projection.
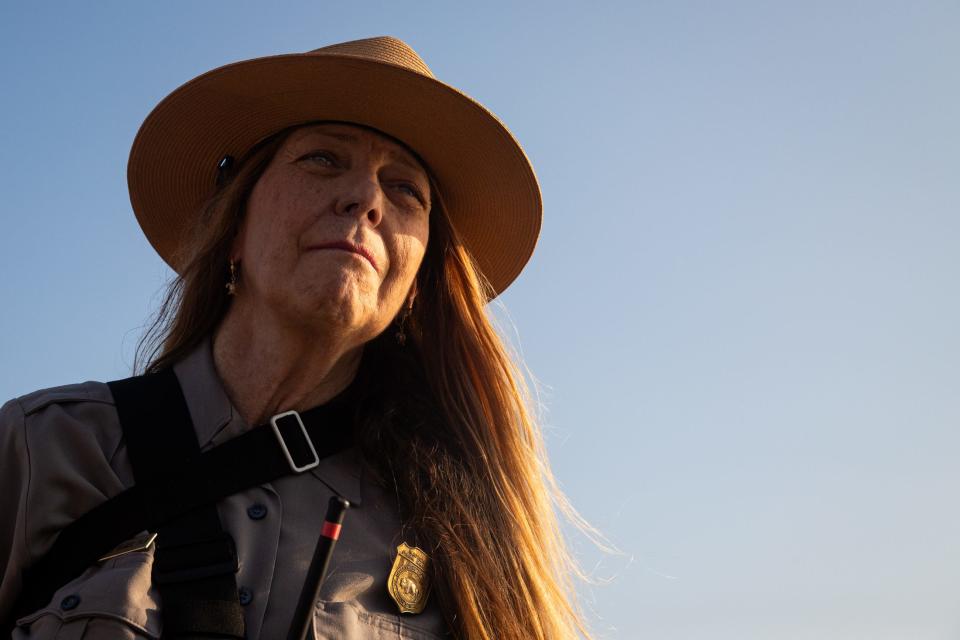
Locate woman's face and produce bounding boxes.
[232,123,431,343]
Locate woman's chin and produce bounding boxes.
[299,285,377,331]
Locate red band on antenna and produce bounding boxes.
[321,521,342,540]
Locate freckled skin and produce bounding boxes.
[233,123,432,344]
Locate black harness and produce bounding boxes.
[6,369,355,638]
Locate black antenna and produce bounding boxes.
[288,496,350,640]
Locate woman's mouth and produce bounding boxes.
[306,241,379,272]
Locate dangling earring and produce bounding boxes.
[226,259,239,296]
[395,304,412,346]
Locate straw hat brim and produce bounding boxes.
[127,51,542,298]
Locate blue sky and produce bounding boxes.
[2,2,959,637]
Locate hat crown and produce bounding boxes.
[309,36,434,78]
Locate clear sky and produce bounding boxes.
[2,2,959,638]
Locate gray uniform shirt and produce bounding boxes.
[0,340,448,639]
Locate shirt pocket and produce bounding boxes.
[13,535,161,640]
[313,601,448,640]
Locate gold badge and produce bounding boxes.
[387,543,431,614]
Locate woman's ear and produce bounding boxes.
[230,232,244,258]
[229,221,247,261]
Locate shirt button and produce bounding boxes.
[60,594,81,611]
[247,503,268,520]
[238,586,253,606]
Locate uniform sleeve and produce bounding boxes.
[0,398,30,627]
[0,390,162,639]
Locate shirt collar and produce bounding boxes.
[172,337,234,449]
[171,337,364,506]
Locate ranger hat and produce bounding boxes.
[127,36,542,297]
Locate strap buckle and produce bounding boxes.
[270,410,320,473]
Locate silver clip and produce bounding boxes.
[270,410,320,473]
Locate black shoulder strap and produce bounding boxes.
[110,370,245,639]
[7,371,355,635]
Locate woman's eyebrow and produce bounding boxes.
[387,152,429,180]
[299,130,428,178]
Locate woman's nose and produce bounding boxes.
[334,172,383,227]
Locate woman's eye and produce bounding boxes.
[395,183,425,204]
[300,151,336,166]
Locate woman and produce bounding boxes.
[0,37,590,639]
